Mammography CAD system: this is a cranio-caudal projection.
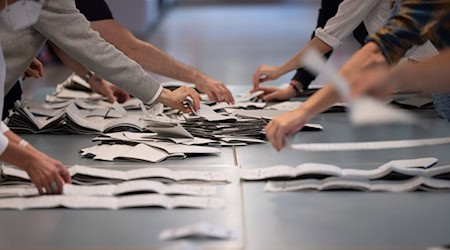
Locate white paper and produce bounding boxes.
[291,138,450,151]
[159,222,239,241]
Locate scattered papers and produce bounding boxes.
[0,194,225,210]
[159,222,239,241]
[234,90,264,103]
[195,104,237,122]
[291,137,450,151]
[240,158,438,181]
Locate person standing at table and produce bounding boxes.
[0,0,71,195]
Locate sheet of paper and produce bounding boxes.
[196,104,237,122]
[148,124,193,138]
[291,137,450,151]
[117,144,185,163]
[159,222,239,241]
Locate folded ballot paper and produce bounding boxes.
[264,175,450,192]
[0,194,225,210]
[2,165,232,185]
[159,222,240,241]
[0,180,217,198]
[240,157,438,181]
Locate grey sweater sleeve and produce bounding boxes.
[34,0,162,103]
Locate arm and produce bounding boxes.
[49,42,130,103]
[252,0,379,89]
[352,49,450,98]
[0,123,71,194]
[33,0,200,110]
[90,19,234,104]
[368,0,450,64]
[265,42,387,151]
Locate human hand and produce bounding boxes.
[157,86,201,113]
[252,65,283,90]
[24,58,44,80]
[265,110,310,151]
[89,77,130,103]
[350,65,395,100]
[256,85,297,102]
[23,154,71,195]
[196,78,234,104]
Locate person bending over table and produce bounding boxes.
[263,0,447,151]
[0,0,71,195]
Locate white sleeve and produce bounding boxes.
[1,122,10,133]
[0,131,9,156]
[314,0,380,49]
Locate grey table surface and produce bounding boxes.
[238,111,450,250]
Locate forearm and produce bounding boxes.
[293,84,342,120]
[49,42,91,79]
[279,37,333,76]
[127,40,211,84]
[390,50,450,94]
[0,141,38,170]
[3,130,45,157]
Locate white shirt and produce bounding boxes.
[315,0,438,62]
[0,46,10,155]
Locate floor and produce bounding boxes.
[23,2,360,101]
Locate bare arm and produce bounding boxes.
[90,19,234,103]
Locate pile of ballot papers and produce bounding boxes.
[0,165,231,210]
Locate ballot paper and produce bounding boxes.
[302,49,418,125]
[0,194,225,210]
[148,124,194,138]
[195,104,237,122]
[2,165,232,183]
[0,181,217,198]
[291,137,450,152]
[264,176,450,192]
[210,102,267,110]
[239,157,438,181]
[159,222,240,241]
[234,90,264,103]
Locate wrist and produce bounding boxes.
[155,88,172,105]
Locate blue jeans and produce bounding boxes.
[432,93,450,121]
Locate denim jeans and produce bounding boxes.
[432,93,450,121]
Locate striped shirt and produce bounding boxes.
[315,0,438,63]
[369,0,450,64]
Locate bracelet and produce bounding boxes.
[83,71,95,83]
[18,139,29,148]
[289,82,303,96]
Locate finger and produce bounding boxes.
[35,182,44,195]
[274,124,287,151]
[43,181,53,195]
[190,89,201,110]
[37,62,44,77]
[58,164,72,184]
[207,89,221,103]
[252,70,261,89]
[221,87,235,105]
[54,175,64,194]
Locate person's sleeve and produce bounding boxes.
[368,0,450,64]
[315,0,379,49]
[1,122,10,134]
[34,0,162,104]
[75,0,114,21]
[0,124,9,155]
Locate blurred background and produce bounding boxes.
[26,0,360,100]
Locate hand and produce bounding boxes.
[252,65,283,90]
[23,154,71,195]
[196,78,234,104]
[157,86,201,113]
[256,85,297,102]
[265,110,310,151]
[350,65,395,99]
[24,58,44,80]
[89,77,130,103]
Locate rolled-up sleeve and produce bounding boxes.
[315,0,379,49]
[368,0,450,64]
